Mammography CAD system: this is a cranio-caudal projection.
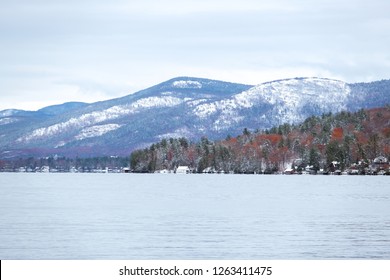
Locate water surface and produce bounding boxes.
[0,173,389,259]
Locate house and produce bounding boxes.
[328,161,340,172]
[202,167,217,173]
[41,166,50,173]
[18,167,26,172]
[348,169,359,175]
[176,166,190,174]
[284,168,294,175]
[372,156,389,174]
[373,156,388,164]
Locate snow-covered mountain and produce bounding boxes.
[1,76,389,158]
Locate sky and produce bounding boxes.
[1,0,389,111]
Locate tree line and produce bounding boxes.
[0,155,129,172]
[130,107,390,174]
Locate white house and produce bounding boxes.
[176,166,190,174]
[373,156,388,164]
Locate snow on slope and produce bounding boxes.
[157,127,194,140]
[0,118,18,125]
[75,124,123,140]
[0,109,20,117]
[14,77,354,151]
[17,96,187,143]
[172,80,202,89]
[248,78,351,123]
[192,77,351,129]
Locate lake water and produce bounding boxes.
[0,173,389,259]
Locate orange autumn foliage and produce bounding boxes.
[331,127,343,141]
[382,127,390,138]
[254,134,282,145]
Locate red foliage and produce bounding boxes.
[268,146,290,166]
[331,127,343,141]
[167,149,173,161]
[302,134,314,146]
[346,124,355,133]
[254,134,282,146]
[354,131,368,145]
[226,137,238,145]
[186,147,196,163]
[317,144,326,155]
[384,145,390,153]
[382,127,390,138]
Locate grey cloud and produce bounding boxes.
[0,0,389,110]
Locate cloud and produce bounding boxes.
[0,0,389,110]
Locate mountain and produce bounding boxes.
[0,102,89,118]
[0,76,389,159]
[37,102,89,116]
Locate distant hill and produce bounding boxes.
[0,76,389,159]
[37,102,89,116]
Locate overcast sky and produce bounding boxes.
[1,0,389,111]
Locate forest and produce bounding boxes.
[1,106,389,174]
[130,107,390,174]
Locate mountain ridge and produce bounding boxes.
[1,76,389,159]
